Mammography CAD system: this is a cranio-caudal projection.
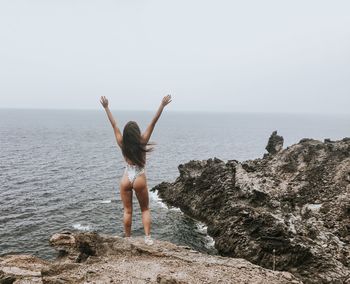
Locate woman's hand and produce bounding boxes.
[142,94,172,144]
[100,96,109,108]
[161,94,172,108]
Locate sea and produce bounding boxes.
[0,109,349,260]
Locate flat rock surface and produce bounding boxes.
[0,232,300,283]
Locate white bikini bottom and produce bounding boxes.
[125,164,145,185]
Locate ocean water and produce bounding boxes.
[0,109,349,259]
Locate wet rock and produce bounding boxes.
[153,135,350,283]
[0,232,299,284]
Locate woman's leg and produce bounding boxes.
[120,174,133,237]
[133,174,151,236]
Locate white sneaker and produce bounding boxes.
[144,235,154,245]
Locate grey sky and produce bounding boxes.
[0,0,349,113]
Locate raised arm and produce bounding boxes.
[141,95,172,144]
[100,96,123,148]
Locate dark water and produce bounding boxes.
[0,109,349,259]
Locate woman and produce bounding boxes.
[100,95,172,245]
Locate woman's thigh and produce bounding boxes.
[120,173,133,212]
[133,174,149,211]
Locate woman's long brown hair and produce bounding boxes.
[122,121,152,167]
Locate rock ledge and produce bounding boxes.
[0,231,299,283]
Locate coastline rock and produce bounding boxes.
[152,134,350,283]
[265,131,284,155]
[0,231,299,284]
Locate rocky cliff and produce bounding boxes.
[0,231,299,284]
[152,133,350,283]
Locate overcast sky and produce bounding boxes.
[0,0,349,113]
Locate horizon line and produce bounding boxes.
[0,106,349,117]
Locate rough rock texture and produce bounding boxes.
[265,131,284,155]
[152,136,350,283]
[0,231,300,284]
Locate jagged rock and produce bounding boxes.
[152,137,350,283]
[0,232,299,284]
[266,131,284,155]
